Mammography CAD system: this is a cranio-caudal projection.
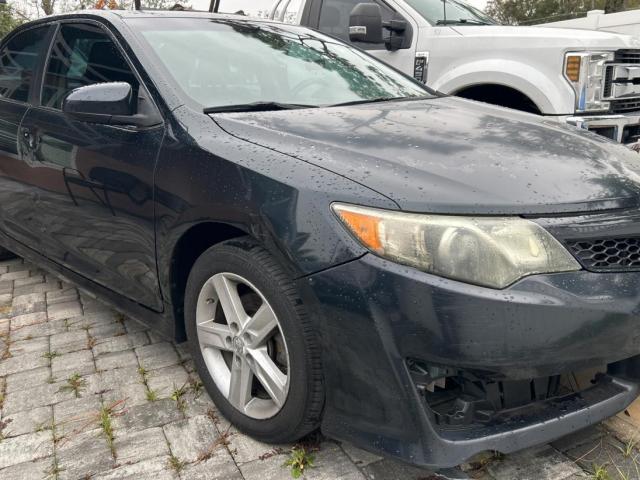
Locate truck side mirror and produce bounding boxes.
[349,3,383,44]
[385,16,407,51]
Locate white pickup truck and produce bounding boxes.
[267,0,640,145]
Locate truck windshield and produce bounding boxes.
[130,18,432,111]
[404,0,498,26]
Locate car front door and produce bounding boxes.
[0,24,54,250]
[19,21,165,310]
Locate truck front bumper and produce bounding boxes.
[565,113,640,145]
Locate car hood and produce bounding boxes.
[211,96,640,215]
[448,25,640,49]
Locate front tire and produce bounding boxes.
[184,237,323,442]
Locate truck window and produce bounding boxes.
[283,0,304,23]
[273,0,290,20]
[318,0,395,46]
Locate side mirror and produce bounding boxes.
[63,82,134,123]
[349,3,383,44]
[385,16,408,51]
[62,81,162,128]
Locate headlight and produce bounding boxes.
[564,51,614,113]
[332,203,580,289]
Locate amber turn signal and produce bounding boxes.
[565,55,582,82]
[332,205,383,252]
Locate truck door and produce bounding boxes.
[310,0,417,75]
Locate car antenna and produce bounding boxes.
[208,0,220,12]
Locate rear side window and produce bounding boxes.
[0,26,50,103]
[41,23,138,110]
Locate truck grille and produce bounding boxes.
[611,98,640,113]
[615,49,640,63]
[603,50,640,108]
[566,237,640,271]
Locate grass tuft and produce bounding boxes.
[283,447,315,478]
[170,383,189,413]
[59,373,86,398]
[591,463,611,480]
[168,454,185,473]
[145,389,158,402]
[43,351,61,361]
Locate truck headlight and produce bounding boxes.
[333,203,580,289]
[564,51,614,113]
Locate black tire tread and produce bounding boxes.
[185,236,324,441]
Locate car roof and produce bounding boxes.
[26,9,276,24]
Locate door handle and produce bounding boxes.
[21,128,39,150]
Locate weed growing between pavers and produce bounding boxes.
[189,376,203,398]
[283,446,315,478]
[196,424,233,464]
[138,364,160,402]
[0,330,12,359]
[45,457,64,480]
[170,382,189,413]
[0,417,12,440]
[168,454,185,473]
[59,373,86,398]
[42,351,61,362]
[96,399,126,459]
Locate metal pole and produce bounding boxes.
[134,0,141,10]
[208,0,220,12]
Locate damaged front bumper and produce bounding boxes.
[302,253,640,468]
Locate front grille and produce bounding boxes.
[615,49,640,63]
[611,98,640,113]
[566,237,640,271]
[604,65,613,98]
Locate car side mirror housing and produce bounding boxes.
[349,3,383,44]
[63,82,133,119]
[62,82,160,128]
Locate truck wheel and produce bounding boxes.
[184,237,324,442]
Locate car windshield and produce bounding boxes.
[129,18,432,111]
[404,0,498,25]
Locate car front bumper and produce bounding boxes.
[302,254,640,468]
[565,113,640,145]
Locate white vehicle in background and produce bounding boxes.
[545,9,640,38]
[268,0,640,146]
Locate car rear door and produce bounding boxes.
[0,24,54,249]
[18,20,165,310]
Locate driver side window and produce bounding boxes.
[318,0,395,48]
[41,23,139,110]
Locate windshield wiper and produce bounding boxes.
[203,101,318,114]
[436,19,489,25]
[328,96,430,108]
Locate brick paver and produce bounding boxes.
[0,257,638,479]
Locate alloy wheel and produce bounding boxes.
[195,272,290,419]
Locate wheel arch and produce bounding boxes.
[432,59,575,114]
[453,83,543,114]
[169,221,249,342]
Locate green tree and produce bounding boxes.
[0,4,24,39]
[485,0,640,25]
